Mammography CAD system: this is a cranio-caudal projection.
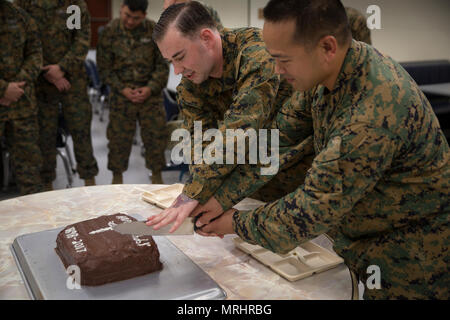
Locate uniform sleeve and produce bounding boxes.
[177,79,216,128]
[182,46,283,204]
[214,136,314,210]
[146,41,169,94]
[233,125,398,254]
[176,80,216,198]
[58,1,90,75]
[14,12,43,84]
[96,26,124,93]
[214,91,315,210]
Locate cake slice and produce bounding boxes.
[55,213,163,286]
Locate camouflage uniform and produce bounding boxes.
[229,40,449,299]
[96,18,169,175]
[208,7,371,207]
[15,0,99,184]
[0,0,44,195]
[345,7,372,45]
[178,27,293,204]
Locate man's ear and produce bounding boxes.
[199,28,215,48]
[318,35,338,63]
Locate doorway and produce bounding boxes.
[86,0,112,48]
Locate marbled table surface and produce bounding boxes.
[0,184,352,300]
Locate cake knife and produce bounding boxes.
[112,218,195,236]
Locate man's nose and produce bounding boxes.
[275,62,285,75]
[173,64,184,75]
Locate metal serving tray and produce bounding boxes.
[10,227,226,300]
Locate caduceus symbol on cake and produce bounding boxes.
[89,221,117,235]
[88,215,152,247]
[88,215,133,235]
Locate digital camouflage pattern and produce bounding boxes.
[97,18,169,97]
[213,7,372,208]
[232,40,449,299]
[0,0,43,194]
[0,0,42,121]
[345,7,372,45]
[15,0,98,183]
[36,75,98,182]
[177,27,292,204]
[97,18,169,174]
[15,0,90,76]
[214,138,314,210]
[105,93,168,174]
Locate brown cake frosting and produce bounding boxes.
[55,213,163,286]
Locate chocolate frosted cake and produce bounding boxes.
[55,213,163,286]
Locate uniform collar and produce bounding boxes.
[220,28,239,88]
[326,39,367,95]
[310,39,370,135]
[118,19,148,36]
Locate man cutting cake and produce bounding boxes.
[149,0,449,299]
[146,1,315,233]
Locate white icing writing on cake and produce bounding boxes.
[65,226,78,239]
[132,235,151,247]
[72,239,86,253]
[89,221,117,235]
[117,215,133,223]
[65,227,87,253]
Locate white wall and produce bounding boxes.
[111,0,450,62]
[341,0,450,62]
[112,0,248,27]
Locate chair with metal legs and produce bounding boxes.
[161,88,189,181]
[85,59,110,122]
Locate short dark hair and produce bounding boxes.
[263,0,351,48]
[153,1,216,42]
[123,0,148,13]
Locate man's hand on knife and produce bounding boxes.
[190,196,224,228]
[197,209,236,237]
[146,193,199,233]
[146,194,232,238]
